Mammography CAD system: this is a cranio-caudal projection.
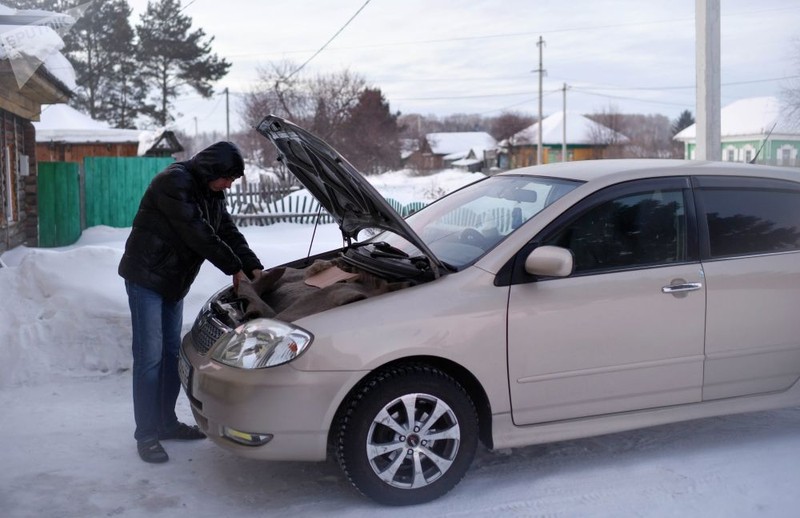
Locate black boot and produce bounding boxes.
[137,439,169,463]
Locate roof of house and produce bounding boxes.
[33,104,180,156]
[425,132,497,160]
[0,3,77,92]
[33,104,142,144]
[674,96,799,141]
[511,111,629,146]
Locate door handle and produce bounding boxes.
[661,282,702,294]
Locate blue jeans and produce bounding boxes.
[125,281,184,442]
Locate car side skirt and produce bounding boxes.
[491,378,800,450]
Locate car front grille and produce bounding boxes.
[191,308,228,355]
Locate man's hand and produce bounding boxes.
[233,270,248,291]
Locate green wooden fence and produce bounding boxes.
[37,157,174,247]
[38,161,81,247]
[84,157,174,228]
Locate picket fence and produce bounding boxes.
[226,181,428,226]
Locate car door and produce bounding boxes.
[506,177,706,425]
[694,175,800,400]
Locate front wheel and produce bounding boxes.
[335,364,479,506]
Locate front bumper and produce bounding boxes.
[179,332,357,461]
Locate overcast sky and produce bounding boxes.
[126,0,800,135]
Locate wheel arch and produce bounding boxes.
[327,355,494,458]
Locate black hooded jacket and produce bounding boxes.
[118,142,263,301]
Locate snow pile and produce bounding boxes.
[0,246,130,387]
[368,168,482,203]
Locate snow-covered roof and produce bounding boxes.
[450,157,482,167]
[512,111,628,146]
[0,3,78,91]
[33,104,142,144]
[426,132,497,159]
[674,96,799,141]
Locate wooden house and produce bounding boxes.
[33,104,184,163]
[674,96,800,166]
[505,111,629,169]
[0,5,73,254]
[405,132,497,172]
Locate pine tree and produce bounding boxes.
[136,0,230,126]
[672,109,695,136]
[339,88,402,175]
[8,0,145,128]
[65,0,146,128]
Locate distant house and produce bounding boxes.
[405,132,497,172]
[505,111,628,168]
[674,96,800,166]
[0,4,73,254]
[33,104,183,163]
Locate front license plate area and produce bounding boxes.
[178,349,192,395]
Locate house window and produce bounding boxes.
[726,148,736,162]
[777,146,796,166]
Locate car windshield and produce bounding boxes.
[366,175,581,268]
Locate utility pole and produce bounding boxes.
[536,36,545,165]
[695,0,721,160]
[224,87,230,141]
[562,83,568,162]
[193,116,198,137]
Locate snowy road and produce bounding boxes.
[1,373,799,518]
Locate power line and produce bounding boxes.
[288,0,372,79]
[563,75,800,92]
[570,89,692,108]
[221,5,800,59]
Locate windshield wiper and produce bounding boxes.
[371,241,409,258]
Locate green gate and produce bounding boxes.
[84,157,174,228]
[37,161,81,247]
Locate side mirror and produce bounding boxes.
[524,246,574,277]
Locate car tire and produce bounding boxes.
[335,364,479,506]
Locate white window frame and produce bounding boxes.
[741,144,756,164]
[776,145,797,165]
[723,145,737,162]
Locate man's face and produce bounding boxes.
[208,176,236,191]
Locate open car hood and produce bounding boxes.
[256,115,445,272]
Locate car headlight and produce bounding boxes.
[210,319,313,369]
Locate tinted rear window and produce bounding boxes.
[697,177,800,258]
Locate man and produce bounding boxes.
[118,141,263,463]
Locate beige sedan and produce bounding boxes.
[180,116,800,506]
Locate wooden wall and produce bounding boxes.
[35,141,139,164]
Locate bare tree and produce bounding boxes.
[622,114,678,158]
[587,104,627,158]
[782,38,800,128]
[488,111,535,142]
[239,61,366,183]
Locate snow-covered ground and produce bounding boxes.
[1,170,799,517]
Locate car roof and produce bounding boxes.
[495,158,799,184]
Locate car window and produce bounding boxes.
[375,176,581,268]
[544,188,687,274]
[696,178,800,258]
